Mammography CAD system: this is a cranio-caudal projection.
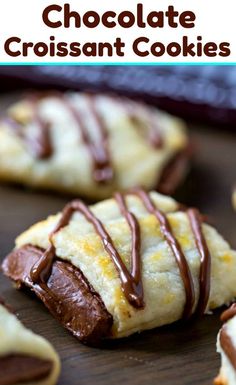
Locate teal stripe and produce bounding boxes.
[0,62,236,66]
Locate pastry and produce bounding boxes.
[0,298,60,385]
[0,92,189,199]
[2,189,236,345]
[215,304,236,385]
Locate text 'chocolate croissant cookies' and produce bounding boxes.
[2,190,236,345]
[0,299,60,385]
[215,305,236,385]
[0,92,189,199]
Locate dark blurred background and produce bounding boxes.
[1,65,236,128]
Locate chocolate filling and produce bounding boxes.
[0,354,53,385]
[2,244,113,345]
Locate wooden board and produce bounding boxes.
[0,116,235,385]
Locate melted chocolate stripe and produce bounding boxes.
[124,99,163,149]
[63,95,113,183]
[27,113,53,159]
[87,96,114,182]
[134,189,195,319]
[4,93,113,181]
[220,326,236,371]
[187,208,211,315]
[114,192,144,307]
[4,103,52,160]
[4,94,168,183]
[145,111,163,149]
[31,199,144,309]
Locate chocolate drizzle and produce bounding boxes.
[3,103,52,160]
[31,189,212,316]
[62,94,113,183]
[187,208,211,315]
[145,113,163,149]
[133,188,195,319]
[124,100,163,149]
[27,112,53,159]
[114,192,144,307]
[31,198,144,309]
[4,93,114,183]
[3,94,176,186]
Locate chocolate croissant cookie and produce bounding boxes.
[2,190,236,345]
[0,92,189,200]
[0,299,60,385]
[215,304,236,385]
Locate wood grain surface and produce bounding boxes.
[0,99,235,385]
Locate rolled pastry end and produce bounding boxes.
[215,305,236,385]
[0,300,60,385]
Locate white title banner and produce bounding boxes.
[0,0,235,63]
